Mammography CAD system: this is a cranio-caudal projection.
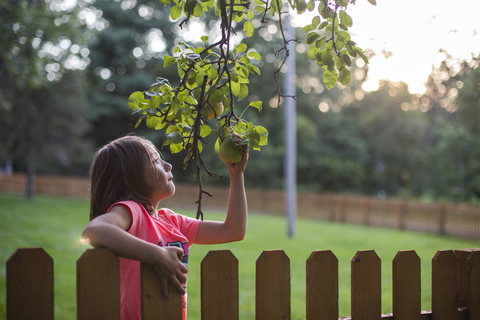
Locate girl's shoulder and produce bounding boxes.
[108,200,148,216]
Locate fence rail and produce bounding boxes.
[6,247,480,320]
[1,173,480,239]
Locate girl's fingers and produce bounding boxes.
[160,279,169,299]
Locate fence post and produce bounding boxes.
[7,248,54,320]
[362,197,371,226]
[455,248,478,308]
[256,250,291,320]
[432,250,458,320]
[201,250,239,320]
[141,262,183,320]
[306,250,338,320]
[438,204,447,235]
[398,201,407,230]
[77,248,120,320]
[392,250,421,320]
[351,250,381,320]
[466,250,480,320]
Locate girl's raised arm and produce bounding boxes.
[194,150,248,244]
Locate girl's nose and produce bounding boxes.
[163,160,172,171]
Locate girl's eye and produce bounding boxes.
[153,158,160,164]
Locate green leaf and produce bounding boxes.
[160,0,173,4]
[193,2,203,17]
[307,45,320,60]
[207,66,218,81]
[338,69,351,86]
[295,0,307,12]
[240,56,250,64]
[254,125,268,146]
[135,116,145,128]
[315,37,326,48]
[356,48,369,63]
[318,21,328,30]
[306,0,315,11]
[201,35,209,43]
[166,132,184,144]
[230,81,240,96]
[248,101,263,112]
[342,53,352,66]
[163,55,176,68]
[339,10,352,27]
[337,31,351,41]
[237,43,247,53]
[246,63,261,75]
[367,0,377,5]
[196,71,207,87]
[155,119,167,130]
[239,84,249,101]
[247,10,254,19]
[170,143,183,154]
[323,70,337,90]
[146,116,160,129]
[255,5,265,13]
[200,124,212,137]
[128,91,144,111]
[306,32,320,44]
[170,5,182,20]
[247,51,262,61]
[243,20,254,37]
[302,24,317,33]
[311,15,321,27]
[149,95,162,109]
[320,49,334,65]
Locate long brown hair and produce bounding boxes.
[89,135,159,220]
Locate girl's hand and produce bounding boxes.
[153,246,188,299]
[226,146,248,175]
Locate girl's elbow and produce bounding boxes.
[230,230,246,242]
[81,224,104,248]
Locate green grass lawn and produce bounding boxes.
[1,193,479,320]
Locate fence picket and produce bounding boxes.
[467,251,480,320]
[306,250,338,320]
[6,248,54,320]
[392,250,421,320]
[256,250,291,320]
[201,250,239,320]
[432,250,459,320]
[77,248,120,320]
[351,250,381,320]
[455,249,476,308]
[141,262,183,320]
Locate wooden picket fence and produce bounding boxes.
[6,247,480,320]
[2,173,480,240]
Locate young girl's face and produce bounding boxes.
[145,144,175,202]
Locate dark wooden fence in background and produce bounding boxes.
[1,173,479,240]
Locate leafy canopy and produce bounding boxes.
[128,0,376,218]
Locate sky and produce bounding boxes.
[292,0,480,94]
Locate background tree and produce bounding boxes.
[0,0,93,198]
[424,53,480,201]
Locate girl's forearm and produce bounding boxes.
[82,221,161,265]
[224,172,247,241]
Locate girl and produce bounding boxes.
[82,134,248,320]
